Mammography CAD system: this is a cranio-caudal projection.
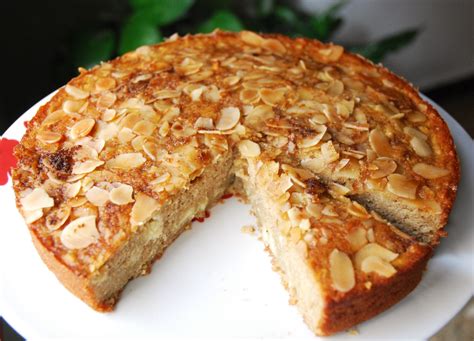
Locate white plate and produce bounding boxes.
[1,93,473,340]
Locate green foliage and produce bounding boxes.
[119,12,163,54]
[70,0,419,70]
[350,29,419,63]
[198,10,243,33]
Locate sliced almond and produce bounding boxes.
[37,130,62,144]
[355,243,398,269]
[360,255,397,277]
[240,89,259,104]
[102,108,117,122]
[60,215,99,249]
[369,129,393,157]
[346,228,367,251]
[154,89,181,100]
[240,31,265,46]
[194,117,214,130]
[238,140,261,157]
[110,184,134,205]
[70,118,95,140]
[22,208,44,224]
[262,38,286,54]
[410,136,432,157]
[329,249,355,293]
[64,181,82,198]
[321,141,339,163]
[387,174,418,199]
[65,84,89,99]
[62,100,83,114]
[259,88,286,106]
[20,188,54,211]
[97,92,117,108]
[412,163,449,179]
[130,192,160,226]
[216,107,240,131]
[347,201,370,218]
[106,153,146,170]
[72,160,104,175]
[133,120,156,136]
[95,77,116,92]
[45,205,71,231]
[143,141,158,160]
[369,157,397,179]
[85,186,110,206]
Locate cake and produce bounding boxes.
[12,31,459,335]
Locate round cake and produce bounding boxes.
[12,31,459,335]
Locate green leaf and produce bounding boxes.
[197,10,244,33]
[350,29,419,63]
[119,12,162,54]
[72,30,115,69]
[129,0,194,26]
[257,0,274,17]
[274,5,298,25]
[310,0,347,41]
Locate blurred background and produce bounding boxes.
[0,0,472,339]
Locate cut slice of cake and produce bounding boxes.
[12,31,458,335]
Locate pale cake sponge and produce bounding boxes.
[12,31,458,335]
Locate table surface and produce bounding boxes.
[1,78,473,340]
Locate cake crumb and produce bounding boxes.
[348,327,359,335]
[241,225,256,234]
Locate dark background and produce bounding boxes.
[0,0,472,340]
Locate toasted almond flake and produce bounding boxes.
[223,76,240,86]
[369,157,397,179]
[369,128,393,157]
[69,196,87,207]
[327,80,344,96]
[70,118,95,140]
[106,153,146,169]
[334,158,350,172]
[95,77,116,92]
[361,256,397,277]
[131,192,160,226]
[133,120,156,136]
[143,141,158,160]
[410,136,432,157]
[347,201,371,218]
[343,122,369,131]
[240,89,260,104]
[301,157,325,173]
[118,127,136,143]
[347,228,367,251]
[412,163,449,179]
[240,31,265,46]
[21,188,54,211]
[262,38,286,54]
[110,184,134,205]
[319,45,344,62]
[37,130,62,144]
[97,92,117,108]
[65,84,89,99]
[404,126,427,140]
[387,174,418,199]
[355,243,398,269]
[321,141,339,163]
[329,183,350,197]
[62,100,83,114]
[46,205,71,231]
[23,208,44,224]
[329,249,355,292]
[298,127,327,148]
[154,89,181,100]
[64,181,82,198]
[194,117,214,130]
[85,186,109,206]
[259,88,286,106]
[407,111,427,123]
[216,107,240,131]
[43,110,69,126]
[238,140,261,157]
[81,177,94,192]
[322,204,338,217]
[102,108,117,122]
[60,215,99,249]
[72,160,104,174]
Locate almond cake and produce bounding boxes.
[12,31,459,336]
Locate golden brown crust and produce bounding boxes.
[12,30,459,335]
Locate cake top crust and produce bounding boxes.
[13,31,457,279]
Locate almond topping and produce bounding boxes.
[410,136,432,157]
[369,129,393,157]
[72,160,104,175]
[259,88,286,106]
[70,118,95,140]
[355,243,398,269]
[240,89,259,104]
[95,77,116,92]
[240,31,265,46]
[262,38,286,54]
[216,107,240,131]
[238,140,261,157]
[360,255,397,277]
[110,184,134,205]
[387,174,418,199]
[347,201,371,218]
[143,141,158,160]
[62,100,83,114]
[329,249,355,292]
[60,215,99,249]
[412,163,449,179]
[20,188,54,211]
[85,186,110,206]
[22,209,43,224]
[97,92,117,108]
[194,117,214,130]
[45,205,71,231]
[154,89,181,100]
[64,181,82,198]
[106,153,146,169]
[65,84,89,99]
[37,130,62,144]
[346,228,367,251]
[369,157,397,179]
[130,192,160,226]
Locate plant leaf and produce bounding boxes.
[129,0,194,26]
[350,29,419,63]
[72,30,115,69]
[119,12,162,54]
[310,0,347,41]
[197,10,244,33]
